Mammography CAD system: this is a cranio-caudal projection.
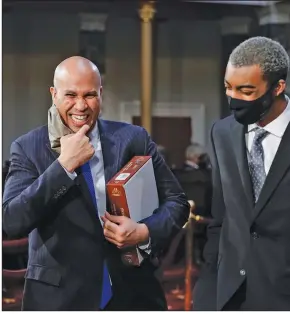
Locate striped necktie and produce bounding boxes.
[80,161,113,309]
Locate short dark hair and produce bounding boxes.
[229,36,289,85]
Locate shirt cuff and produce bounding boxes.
[61,165,77,180]
[138,237,151,254]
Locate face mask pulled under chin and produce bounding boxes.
[48,104,73,154]
[228,86,275,125]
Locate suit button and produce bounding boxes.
[240,269,246,276]
[53,193,59,199]
[251,232,259,239]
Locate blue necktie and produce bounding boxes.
[80,161,113,309]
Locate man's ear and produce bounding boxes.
[50,86,56,101]
[275,79,286,97]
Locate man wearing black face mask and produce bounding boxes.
[193,36,290,311]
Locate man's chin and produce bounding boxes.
[68,119,95,133]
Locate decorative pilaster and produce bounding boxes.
[139,1,156,134]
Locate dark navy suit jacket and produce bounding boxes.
[3,119,189,310]
[193,116,290,310]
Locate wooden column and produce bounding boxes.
[139,1,155,134]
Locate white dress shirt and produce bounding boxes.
[245,95,290,175]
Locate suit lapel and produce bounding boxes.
[46,143,60,160]
[98,119,120,184]
[45,142,98,221]
[231,120,255,211]
[98,120,121,209]
[253,121,290,221]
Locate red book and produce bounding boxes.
[107,156,159,266]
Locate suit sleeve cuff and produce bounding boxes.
[60,165,77,180]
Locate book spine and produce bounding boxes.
[107,184,130,218]
[107,184,140,266]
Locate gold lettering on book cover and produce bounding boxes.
[112,188,121,196]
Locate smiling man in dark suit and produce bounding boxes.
[193,37,290,310]
[2,56,189,311]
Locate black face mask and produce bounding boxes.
[228,84,276,125]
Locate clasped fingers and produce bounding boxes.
[103,222,129,248]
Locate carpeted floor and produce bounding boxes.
[2,279,195,311]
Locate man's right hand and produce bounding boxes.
[58,124,95,173]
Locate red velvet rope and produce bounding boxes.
[2,238,28,248]
[2,269,26,279]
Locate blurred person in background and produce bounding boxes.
[182,143,212,265]
[183,142,205,170]
[198,152,211,170]
[194,36,290,310]
[182,143,212,218]
[2,56,189,311]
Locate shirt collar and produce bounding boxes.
[248,95,290,138]
[88,121,99,140]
